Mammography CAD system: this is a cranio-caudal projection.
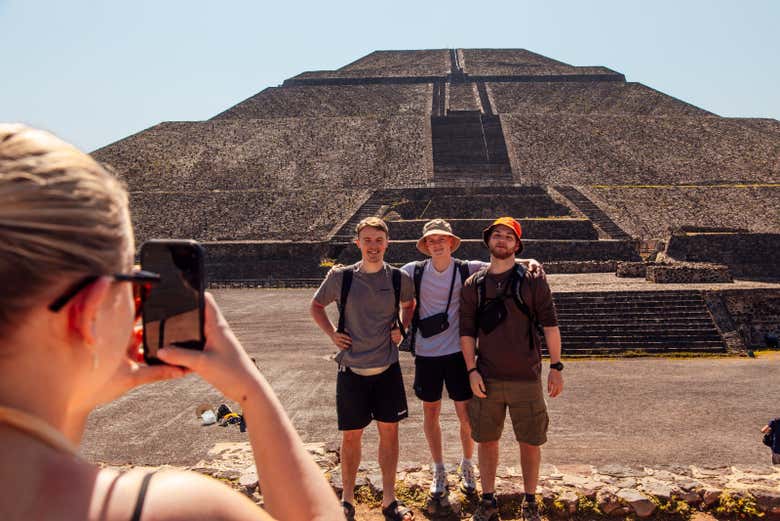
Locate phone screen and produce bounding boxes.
[141,240,205,362]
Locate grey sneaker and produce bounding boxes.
[521,501,541,521]
[471,497,499,521]
[429,464,448,495]
[459,459,477,494]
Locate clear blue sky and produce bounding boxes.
[2,0,778,152]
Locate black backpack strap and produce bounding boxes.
[337,267,354,333]
[391,266,406,339]
[455,259,470,285]
[473,267,489,337]
[510,263,543,350]
[409,260,427,352]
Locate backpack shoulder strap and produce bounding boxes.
[337,266,354,333]
[391,266,402,312]
[511,263,530,316]
[413,260,426,302]
[474,266,490,312]
[390,266,407,339]
[454,259,470,285]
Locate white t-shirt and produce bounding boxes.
[401,258,486,358]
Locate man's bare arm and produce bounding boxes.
[309,300,351,350]
[544,326,563,398]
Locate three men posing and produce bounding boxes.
[311,216,563,521]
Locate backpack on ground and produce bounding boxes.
[764,425,775,448]
[336,265,406,339]
[474,263,543,349]
[402,259,470,355]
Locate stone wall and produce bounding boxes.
[582,186,780,240]
[338,239,640,264]
[489,81,711,116]
[129,190,367,244]
[711,289,780,348]
[646,263,733,284]
[94,116,432,192]
[212,84,432,120]
[447,82,480,112]
[460,49,622,78]
[202,241,332,281]
[501,113,780,185]
[387,218,598,240]
[664,233,780,278]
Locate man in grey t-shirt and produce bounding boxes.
[310,217,415,521]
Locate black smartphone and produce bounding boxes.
[140,239,206,365]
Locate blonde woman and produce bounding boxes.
[0,124,343,521]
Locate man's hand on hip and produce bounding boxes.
[547,369,563,397]
[390,326,403,345]
[469,370,487,398]
[330,330,352,350]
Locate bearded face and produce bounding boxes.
[487,225,519,260]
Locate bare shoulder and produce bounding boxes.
[106,469,273,521]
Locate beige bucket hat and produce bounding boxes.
[416,219,462,256]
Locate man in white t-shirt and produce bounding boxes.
[401,219,541,505]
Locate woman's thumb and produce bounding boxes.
[156,346,202,370]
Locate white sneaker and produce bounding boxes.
[459,459,477,494]
[429,464,448,495]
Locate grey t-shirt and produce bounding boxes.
[313,262,414,368]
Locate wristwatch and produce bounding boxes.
[550,362,564,371]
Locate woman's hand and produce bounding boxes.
[88,326,189,410]
[156,292,260,403]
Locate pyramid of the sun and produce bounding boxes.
[93,49,780,282]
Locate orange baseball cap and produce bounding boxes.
[482,217,523,248]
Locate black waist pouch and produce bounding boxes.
[478,299,508,335]
[417,312,450,338]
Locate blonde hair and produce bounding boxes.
[0,124,131,335]
[355,216,389,238]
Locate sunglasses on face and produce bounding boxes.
[48,270,161,319]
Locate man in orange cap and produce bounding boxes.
[459,217,563,521]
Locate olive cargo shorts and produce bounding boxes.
[467,378,549,445]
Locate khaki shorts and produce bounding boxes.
[468,378,549,445]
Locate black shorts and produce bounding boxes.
[413,351,473,403]
[336,362,408,431]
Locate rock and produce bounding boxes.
[213,469,241,480]
[329,469,343,493]
[597,489,623,516]
[733,465,776,475]
[617,488,656,518]
[613,477,637,489]
[678,490,702,505]
[639,479,675,501]
[497,465,523,478]
[366,471,384,493]
[239,470,259,494]
[303,442,326,456]
[753,489,780,512]
[399,461,422,473]
[558,489,579,515]
[675,478,704,491]
[599,464,643,478]
[702,488,722,507]
[691,465,727,478]
[324,439,340,456]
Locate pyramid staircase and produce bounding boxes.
[547,291,726,354]
[554,186,632,240]
[332,186,639,265]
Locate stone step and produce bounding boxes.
[387,218,598,240]
[561,334,723,343]
[560,325,721,334]
[559,343,726,353]
[336,239,641,263]
[557,311,713,319]
[558,312,712,327]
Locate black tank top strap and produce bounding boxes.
[129,471,156,521]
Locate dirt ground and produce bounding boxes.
[81,285,780,471]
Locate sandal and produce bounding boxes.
[342,501,356,521]
[382,500,414,520]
